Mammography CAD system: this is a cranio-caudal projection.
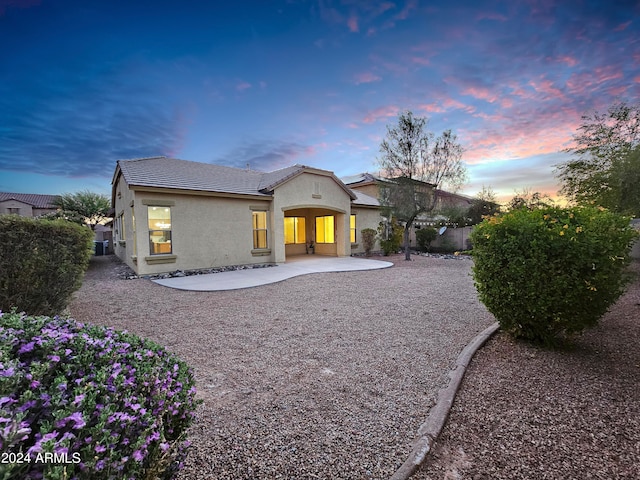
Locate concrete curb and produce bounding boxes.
[390,322,500,480]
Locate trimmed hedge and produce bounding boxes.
[0,215,94,316]
[0,311,200,480]
[471,206,638,344]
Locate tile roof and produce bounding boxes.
[351,190,380,207]
[0,192,59,208]
[115,157,357,200]
[341,172,383,186]
[116,156,268,196]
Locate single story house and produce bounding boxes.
[0,192,59,217]
[111,157,381,275]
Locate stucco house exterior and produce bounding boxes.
[0,192,59,217]
[111,157,381,275]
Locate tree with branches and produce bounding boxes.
[53,190,111,230]
[555,100,640,216]
[377,110,467,260]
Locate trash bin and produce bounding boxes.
[94,240,104,256]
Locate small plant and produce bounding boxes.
[377,220,403,256]
[0,311,201,480]
[361,228,376,256]
[471,206,638,345]
[415,227,437,252]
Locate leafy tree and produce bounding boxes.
[467,186,501,224]
[555,100,640,216]
[506,188,553,211]
[53,190,111,230]
[436,204,470,227]
[377,111,467,260]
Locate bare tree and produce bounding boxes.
[378,111,467,260]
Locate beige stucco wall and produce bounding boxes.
[350,183,379,199]
[0,199,34,217]
[273,171,353,262]
[137,193,272,275]
[113,168,387,274]
[350,206,381,254]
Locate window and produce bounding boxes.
[131,207,137,256]
[284,217,306,244]
[7,208,19,215]
[253,211,268,249]
[315,215,335,243]
[148,206,172,255]
[350,215,356,243]
[118,213,125,241]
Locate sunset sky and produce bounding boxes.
[1,0,638,204]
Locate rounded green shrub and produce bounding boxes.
[0,311,200,480]
[416,227,437,252]
[0,215,94,316]
[470,206,638,344]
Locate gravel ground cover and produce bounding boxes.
[415,260,640,480]
[69,254,494,479]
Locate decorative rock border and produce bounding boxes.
[117,263,277,280]
[390,322,500,480]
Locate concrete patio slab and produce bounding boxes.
[152,255,393,291]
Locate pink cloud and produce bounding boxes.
[476,12,508,22]
[557,55,578,67]
[411,56,430,66]
[528,78,565,100]
[362,105,400,124]
[395,0,417,20]
[461,86,498,103]
[417,103,444,113]
[353,72,381,85]
[347,14,359,32]
[236,81,251,92]
[614,21,632,32]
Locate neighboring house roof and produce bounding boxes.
[113,157,356,200]
[341,172,383,186]
[434,189,475,207]
[351,190,380,207]
[0,192,59,209]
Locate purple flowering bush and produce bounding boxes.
[0,311,200,480]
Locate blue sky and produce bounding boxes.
[1,0,638,203]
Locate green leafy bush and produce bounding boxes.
[361,228,376,256]
[0,216,94,315]
[471,207,638,344]
[415,227,437,252]
[0,311,200,480]
[377,220,403,256]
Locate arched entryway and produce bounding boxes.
[283,207,347,260]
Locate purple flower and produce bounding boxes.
[159,442,170,452]
[18,341,35,354]
[0,366,15,377]
[48,354,60,363]
[56,412,86,429]
[95,444,106,453]
[132,449,144,462]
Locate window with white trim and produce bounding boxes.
[148,206,172,255]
